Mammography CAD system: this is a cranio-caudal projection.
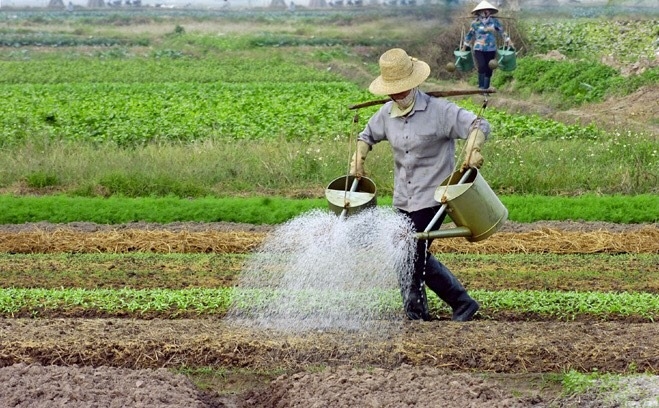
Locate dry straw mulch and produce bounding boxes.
[431,227,659,255]
[0,230,266,254]
[0,226,657,254]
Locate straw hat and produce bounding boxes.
[471,0,498,14]
[368,48,430,96]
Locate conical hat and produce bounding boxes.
[472,0,498,14]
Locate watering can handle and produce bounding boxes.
[422,168,473,233]
[339,178,360,219]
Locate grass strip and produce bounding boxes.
[0,194,657,225]
[1,287,658,321]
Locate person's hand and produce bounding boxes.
[462,149,484,171]
[349,140,371,178]
[461,129,486,171]
[352,159,365,178]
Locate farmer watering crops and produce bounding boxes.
[463,0,513,91]
[350,48,487,322]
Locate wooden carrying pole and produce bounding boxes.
[349,89,495,110]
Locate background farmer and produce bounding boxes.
[463,0,513,90]
[350,48,489,322]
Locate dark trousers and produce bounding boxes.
[397,206,443,320]
[474,50,496,89]
[398,206,445,274]
[397,206,478,321]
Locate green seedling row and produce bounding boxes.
[1,287,658,321]
[0,54,342,84]
[0,194,656,224]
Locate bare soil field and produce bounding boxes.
[1,220,658,407]
[3,317,658,407]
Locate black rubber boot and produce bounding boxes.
[423,255,479,322]
[401,273,430,321]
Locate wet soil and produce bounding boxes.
[0,220,658,407]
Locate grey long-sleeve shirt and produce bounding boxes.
[358,91,491,212]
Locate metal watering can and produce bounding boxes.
[416,168,508,241]
[452,47,474,72]
[325,168,507,242]
[491,46,517,72]
[325,175,377,219]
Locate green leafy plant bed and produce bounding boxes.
[0,82,371,146]
[0,194,656,225]
[1,287,658,322]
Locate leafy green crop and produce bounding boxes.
[1,287,658,321]
[495,56,646,106]
[521,18,657,62]
[0,81,372,146]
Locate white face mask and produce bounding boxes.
[395,89,416,110]
[390,89,417,118]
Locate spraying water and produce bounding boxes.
[226,207,417,333]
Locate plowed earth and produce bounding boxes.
[1,221,659,407]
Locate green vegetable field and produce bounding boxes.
[0,3,657,407]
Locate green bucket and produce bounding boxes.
[453,48,474,72]
[496,46,517,71]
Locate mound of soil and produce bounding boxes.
[3,318,659,407]
[0,363,221,408]
[0,363,541,408]
[244,365,537,408]
[0,220,652,234]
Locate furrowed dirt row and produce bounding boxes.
[1,318,658,375]
[1,223,658,380]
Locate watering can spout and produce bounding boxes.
[416,226,472,240]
